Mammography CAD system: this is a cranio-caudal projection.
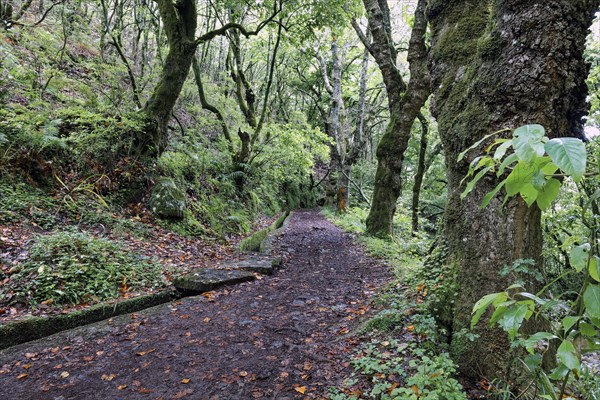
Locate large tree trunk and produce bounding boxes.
[140,0,197,157]
[355,0,431,236]
[428,0,598,382]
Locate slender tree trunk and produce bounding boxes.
[318,37,352,211]
[411,112,428,233]
[428,0,598,382]
[354,0,431,236]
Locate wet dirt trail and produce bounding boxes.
[0,209,391,399]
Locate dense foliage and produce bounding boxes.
[2,231,164,306]
[1,0,600,398]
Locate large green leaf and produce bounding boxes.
[562,316,580,332]
[590,256,600,283]
[520,183,538,207]
[481,181,505,209]
[557,339,580,370]
[584,284,600,319]
[471,292,508,328]
[549,363,570,380]
[493,140,513,161]
[579,322,598,337]
[498,303,529,340]
[569,243,591,273]
[535,178,561,210]
[505,162,536,196]
[461,166,492,199]
[513,124,546,163]
[544,138,586,181]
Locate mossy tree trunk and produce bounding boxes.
[140,0,197,157]
[428,0,598,382]
[139,1,280,159]
[353,0,431,236]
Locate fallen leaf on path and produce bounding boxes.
[239,371,248,377]
[101,374,115,381]
[294,386,307,394]
[16,373,28,380]
[60,371,70,378]
[181,378,190,384]
[136,348,156,356]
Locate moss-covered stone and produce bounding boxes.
[149,177,186,220]
[0,290,177,350]
[238,210,290,252]
[172,269,255,294]
[239,228,269,252]
[218,255,276,275]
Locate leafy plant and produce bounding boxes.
[466,125,600,399]
[461,124,587,210]
[2,231,165,306]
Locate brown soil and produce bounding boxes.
[0,209,391,399]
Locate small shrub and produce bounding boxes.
[3,231,165,306]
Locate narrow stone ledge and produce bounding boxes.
[0,289,178,351]
[172,269,256,295]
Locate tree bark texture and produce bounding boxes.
[141,0,197,156]
[356,0,431,236]
[428,0,598,381]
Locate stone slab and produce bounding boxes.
[217,255,282,275]
[172,269,256,294]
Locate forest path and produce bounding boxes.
[0,209,391,399]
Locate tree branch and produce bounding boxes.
[194,1,280,46]
[351,19,374,56]
[192,55,233,146]
[342,169,371,206]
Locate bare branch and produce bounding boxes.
[351,19,374,56]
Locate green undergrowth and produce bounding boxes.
[0,180,151,237]
[1,230,165,307]
[322,206,468,399]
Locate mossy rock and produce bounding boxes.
[149,177,186,220]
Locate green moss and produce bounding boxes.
[477,31,505,60]
[239,228,269,252]
[238,211,290,252]
[0,290,177,350]
[432,3,490,63]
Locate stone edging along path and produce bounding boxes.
[0,211,292,351]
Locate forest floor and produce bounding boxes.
[0,209,392,399]
[0,202,275,322]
